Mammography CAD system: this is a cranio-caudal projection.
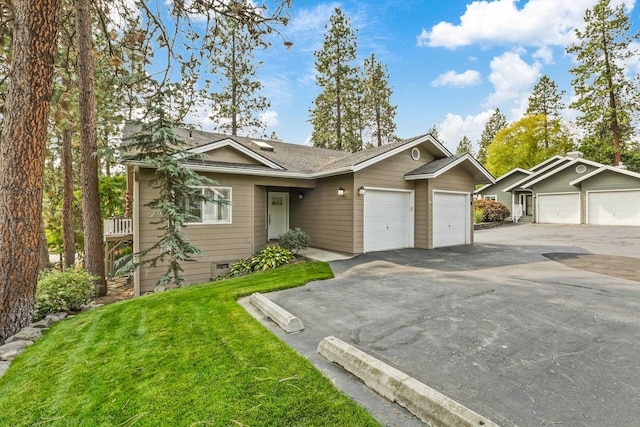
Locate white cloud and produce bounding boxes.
[439,110,495,152]
[484,51,541,116]
[431,70,482,87]
[288,3,339,33]
[260,110,280,128]
[417,0,599,49]
[532,46,554,64]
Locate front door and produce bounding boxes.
[268,192,289,240]
[520,194,533,215]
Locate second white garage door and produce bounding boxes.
[433,191,470,248]
[537,193,580,224]
[364,189,414,252]
[588,190,640,225]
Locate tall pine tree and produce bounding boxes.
[208,19,270,136]
[363,53,397,147]
[478,108,507,165]
[566,0,639,166]
[526,75,566,149]
[309,7,359,152]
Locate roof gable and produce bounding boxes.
[405,153,495,184]
[529,155,565,172]
[520,157,604,189]
[569,165,640,186]
[502,158,572,192]
[475,168,531,193]
[186,138,284,170]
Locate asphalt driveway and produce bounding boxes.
[246,224,640,426]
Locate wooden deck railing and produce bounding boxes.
[103,217,133,240]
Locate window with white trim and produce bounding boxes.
[187,187,231,224]
[483,195,497,201]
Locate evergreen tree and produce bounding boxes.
[363,53,397,147]
[309,7,359,152]
[121,101,222,289]
[526,75,566,148]
[478,108,507,164]
[208,19,270,136]
[566,0,640,166]
[456,136,473,155]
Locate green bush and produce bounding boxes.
[278,227,310,252]
[34,269,99,321]
[474,208,484,224]
[473,199,511,222]
[251,246,295,271]
[227,257,252,278]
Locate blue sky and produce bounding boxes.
[187,0,640,153]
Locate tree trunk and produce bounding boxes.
[76,0,107,295]
[0,0,61,344]
[62,127,76,268]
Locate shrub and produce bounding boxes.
[226,258,252,278]
[278,227,310,252]
[250,246,295,271]
[473,208,484,224]
[34,268,99,321]
[473,199,510,222]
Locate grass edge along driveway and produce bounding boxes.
[0,262,381,427]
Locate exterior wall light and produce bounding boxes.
[338,187,345,196]
[297,192,304,200]
[358,186,365,196]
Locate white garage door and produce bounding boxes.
[588,190,640,225]
[364,189,413,252]
[537,193,580,224]
[433,191,469,248]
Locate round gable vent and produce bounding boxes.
[576,164,587,174]
[411,147,421,161]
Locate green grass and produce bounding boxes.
[0,262,380,427]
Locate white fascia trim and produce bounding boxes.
[521,157,604,189]
[405,153,495,183]
[125,160,352,180]
[476,167,531,193]
[185,139,284,170]
[570,165,640,186]
[529,155,564,171]
[502,158,570,192]
[352,134,450,173]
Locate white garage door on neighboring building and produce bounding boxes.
[537,193,580,224]
[588,190,640,225]
[364,189,414,252]
[433,191,470,248]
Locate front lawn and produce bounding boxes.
[0,262,380,426]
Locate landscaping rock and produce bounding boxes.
[0,361,10,378]
[81,302,105,311]
[0,340,33,361]
[31,317,55,328]
[45,312,68,322]
[5,327,43,344]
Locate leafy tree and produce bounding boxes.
[208,19,270,136]
[456,136,474,155]
[0,0,62,344]
[486,115,573,176]
[526,75,566,148]
[121,102,222,289]
[478,108,507,164]
[567,0,640,166]
[362,53,397,147]
[310,7,360,152]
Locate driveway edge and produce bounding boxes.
[318,336,498,427]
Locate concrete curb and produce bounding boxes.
[249,293,304,333]
[318,336,498,427]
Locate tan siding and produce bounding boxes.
[202,146,262,165]
[428,167,475,249]
[290,174,355,254]
[136,169,317,293]
[352,150,433,252]
[414,180,429,249]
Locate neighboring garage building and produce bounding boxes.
[123,127,494,295]
[476,152,640,226]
